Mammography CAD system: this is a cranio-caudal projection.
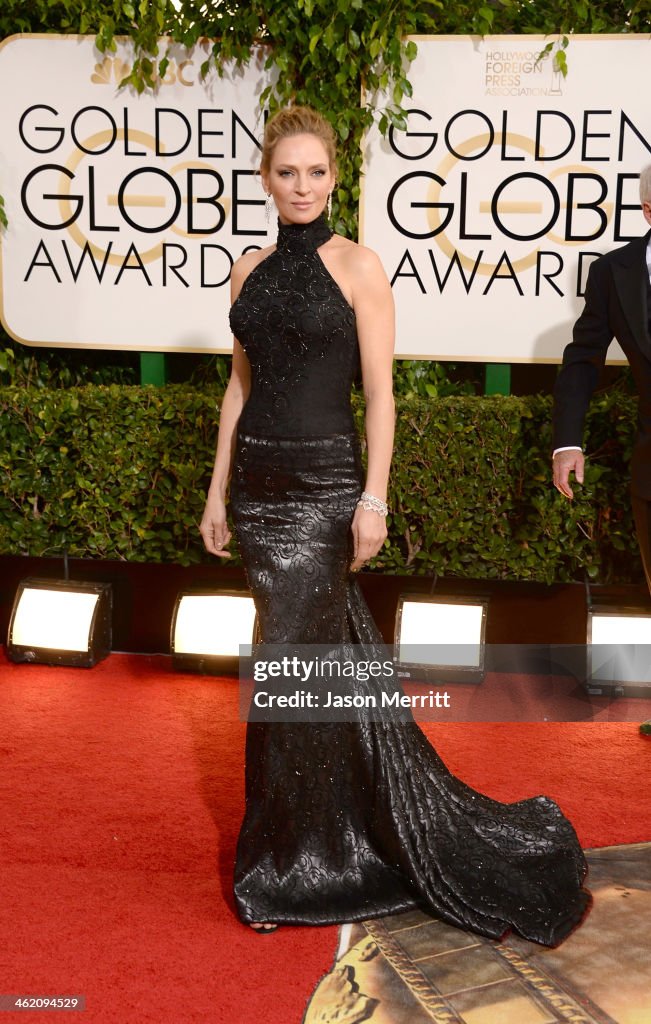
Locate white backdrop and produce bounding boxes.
[360,35,651,361]
[0,34,272,353]
[2,34,651,360]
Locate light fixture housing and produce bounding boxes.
[7,577,112,668]
[170,589,258,674]
[587,605,651,697]
[394,594,488,684]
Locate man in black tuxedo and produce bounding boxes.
[553,165,651,589]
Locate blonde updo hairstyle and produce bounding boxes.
[260,106,338,178]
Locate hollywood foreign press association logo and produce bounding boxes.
[484,47,564,97]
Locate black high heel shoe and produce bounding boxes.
[249,922,278,935]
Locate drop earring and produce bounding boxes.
[326,192,332,220]
[265,192,273,225]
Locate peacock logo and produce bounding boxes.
[90,57,132,86]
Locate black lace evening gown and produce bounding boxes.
[228,214,591,946]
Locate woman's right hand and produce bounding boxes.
[199,495,232,558]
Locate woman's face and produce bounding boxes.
[262,133,335,224]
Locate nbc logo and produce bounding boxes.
[90,56,195,87]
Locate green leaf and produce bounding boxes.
[554,50,568,77]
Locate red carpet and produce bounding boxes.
[0,650,649,1024]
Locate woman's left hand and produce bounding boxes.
[350,505,387,572]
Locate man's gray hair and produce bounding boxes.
[640,164,651,204]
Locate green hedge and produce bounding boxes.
[383,389,638,584]
[0,384,641,583]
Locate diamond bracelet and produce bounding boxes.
[357,491,389,516]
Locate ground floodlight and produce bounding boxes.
[587,606,651,697]
[7,577,112,668]
[394,594,488,684]
[170,589,257,674]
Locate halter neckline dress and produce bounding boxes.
[227,213,591,946]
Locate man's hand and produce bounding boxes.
[553,450,585,500]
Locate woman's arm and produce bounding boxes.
[199,259,253,558]
[349,246,395,571]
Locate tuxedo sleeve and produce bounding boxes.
[552,256,613,451]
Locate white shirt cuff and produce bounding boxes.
[553,446,582,456]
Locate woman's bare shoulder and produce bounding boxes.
[230,245,275,302]
[332,236,387,280]
[232,244,275,285]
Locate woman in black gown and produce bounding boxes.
[200,106,591,944]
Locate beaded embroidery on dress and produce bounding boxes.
[229,214,591,945]
[230,214,359,438]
